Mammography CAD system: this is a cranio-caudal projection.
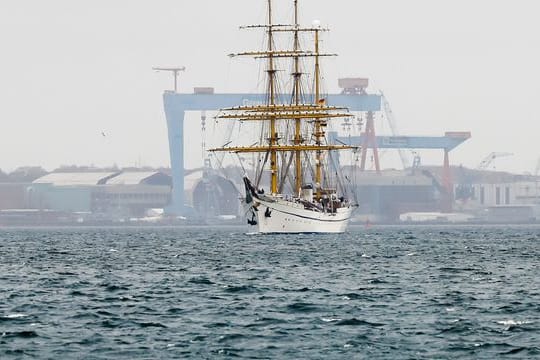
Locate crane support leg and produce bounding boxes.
[441,149,453,213]
[360,111,381,174]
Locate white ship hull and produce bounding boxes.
[249,196,353,234]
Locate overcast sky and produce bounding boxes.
[1,0,539,173]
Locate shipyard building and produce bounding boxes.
[27,171,171,219]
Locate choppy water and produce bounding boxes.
[1,226,539,359]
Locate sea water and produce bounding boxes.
[1,226,539,358]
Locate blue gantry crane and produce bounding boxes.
[161,89,381,215]
[158,75,470,215]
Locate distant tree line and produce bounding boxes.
[0,167,48,183]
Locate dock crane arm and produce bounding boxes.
[476,152,513,170]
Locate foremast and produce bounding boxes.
[267,0,278,194]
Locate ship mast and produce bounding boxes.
[267,0,279,195]
[293,0,302,195]
[314,26,324,200]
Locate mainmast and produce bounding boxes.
[293,0,302,195]
[267,0,279,195]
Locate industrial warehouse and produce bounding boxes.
[0,166,241,225]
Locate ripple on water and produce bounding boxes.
[1,313,28,320]
[285,302,320,313]
[188,277,214,285]
[222,285,259,294]
[2,330,39,338]
[334,318,385,327]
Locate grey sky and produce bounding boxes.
[1,0,539,173]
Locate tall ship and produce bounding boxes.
[210,0,357,233]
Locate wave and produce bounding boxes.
[334,318,384,327]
